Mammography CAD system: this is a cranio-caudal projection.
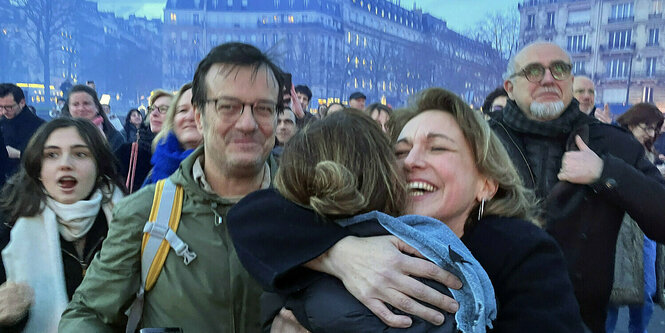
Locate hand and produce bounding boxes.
[595,104,612,124]
[270,308,311,333]
[558,135,604,184]
[308,235,462,328]
[289,84,305,119]
[0,282,33,325]
[6,146,20,159]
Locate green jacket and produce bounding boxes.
[59,147,275,332]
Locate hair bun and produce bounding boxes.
[309,161,367,216]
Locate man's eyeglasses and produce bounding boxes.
[206,98,277,126]
[147,105,169,114]
[0,104,18,112]
[509,61,573,83]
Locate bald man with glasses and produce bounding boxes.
[490,42,665,332]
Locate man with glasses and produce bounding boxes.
[491,42,665,331]
[573,76,612,124]
[60,42,283,332]
[0,83,45,176]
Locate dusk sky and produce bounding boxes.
[94,0,521,32]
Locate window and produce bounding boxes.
[546,12,555,27]
[643,86,654,103]
[567,9,590,25]
[608,30,632,49]
[527,14,535,30]
[572,61,585,74]
[653,0,663,14]
[610,2,634,21]
[567,34,587,52]
[648,28,659,45]
[607,58,629,78]
[227,0,233,6]
[193,14,199,25]
[646,57,658,77]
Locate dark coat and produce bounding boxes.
[0,210,108,331]
[490,100,665,332]
[0,126,9,189]
[0,108,45,176]
[227,189,584,332]
[113,126,155,193]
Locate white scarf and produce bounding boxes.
[1,186,123,333]
[47,190,103,242]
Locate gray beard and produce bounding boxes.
[530,101,566,120]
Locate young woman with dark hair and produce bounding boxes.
[0,118,125,332]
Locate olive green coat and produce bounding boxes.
[59,147,272,332]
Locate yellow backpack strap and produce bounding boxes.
[126,178,193,333]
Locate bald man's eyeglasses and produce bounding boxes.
[510,61,572,82]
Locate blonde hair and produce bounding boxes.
[275,109,407,218]
[152,83,193,151]
[390,88,541,227]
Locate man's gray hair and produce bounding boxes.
[503,55,518,82]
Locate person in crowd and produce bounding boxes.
[85,80,96,91]
[295,85,315,127]
[365,103,392,133]
[101,103,125,132]
[0,118,125,332]
[113,90,173,193]
[0,83,46,177]
[271,106,297,163]
[481,87,508,116]
[123,108,143,143]
[229,89,585,332]
[229,108,498,332]
[317,104,328,119]
[61,85,125,152]
[606,103,665,333]
[326,102,344,114]
[349,91,366,110]
[490,41,665,331]
[143,82,202,185]
[59,42,283,332]
[572,76,612,124]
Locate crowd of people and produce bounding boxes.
[0,40,664,333]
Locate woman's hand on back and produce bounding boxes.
[0,281,33,325]
[305,235,462,328]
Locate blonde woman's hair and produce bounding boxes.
[152,83,193,151]
[390,88,541,227]
[275,109,407,218]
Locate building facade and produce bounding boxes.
[519,0,665,111]
[163,0,504,108]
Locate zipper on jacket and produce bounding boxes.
[61,236,105,278]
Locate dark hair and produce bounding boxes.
[0,83,25,104]
[616,103,664,150]
[124,108,143,129]
[365,103,392,117]
[276,109,406,218]
[482,87,508,114]
[0,118,125,225]
[295,85,312,100]
[191,42,285,115]
[61,85,115,135]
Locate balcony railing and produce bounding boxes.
[648,13,663,20]
[569,46,592,54]
[599,43,636,53]
[608,16,635,24]
[566,21,590,27]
